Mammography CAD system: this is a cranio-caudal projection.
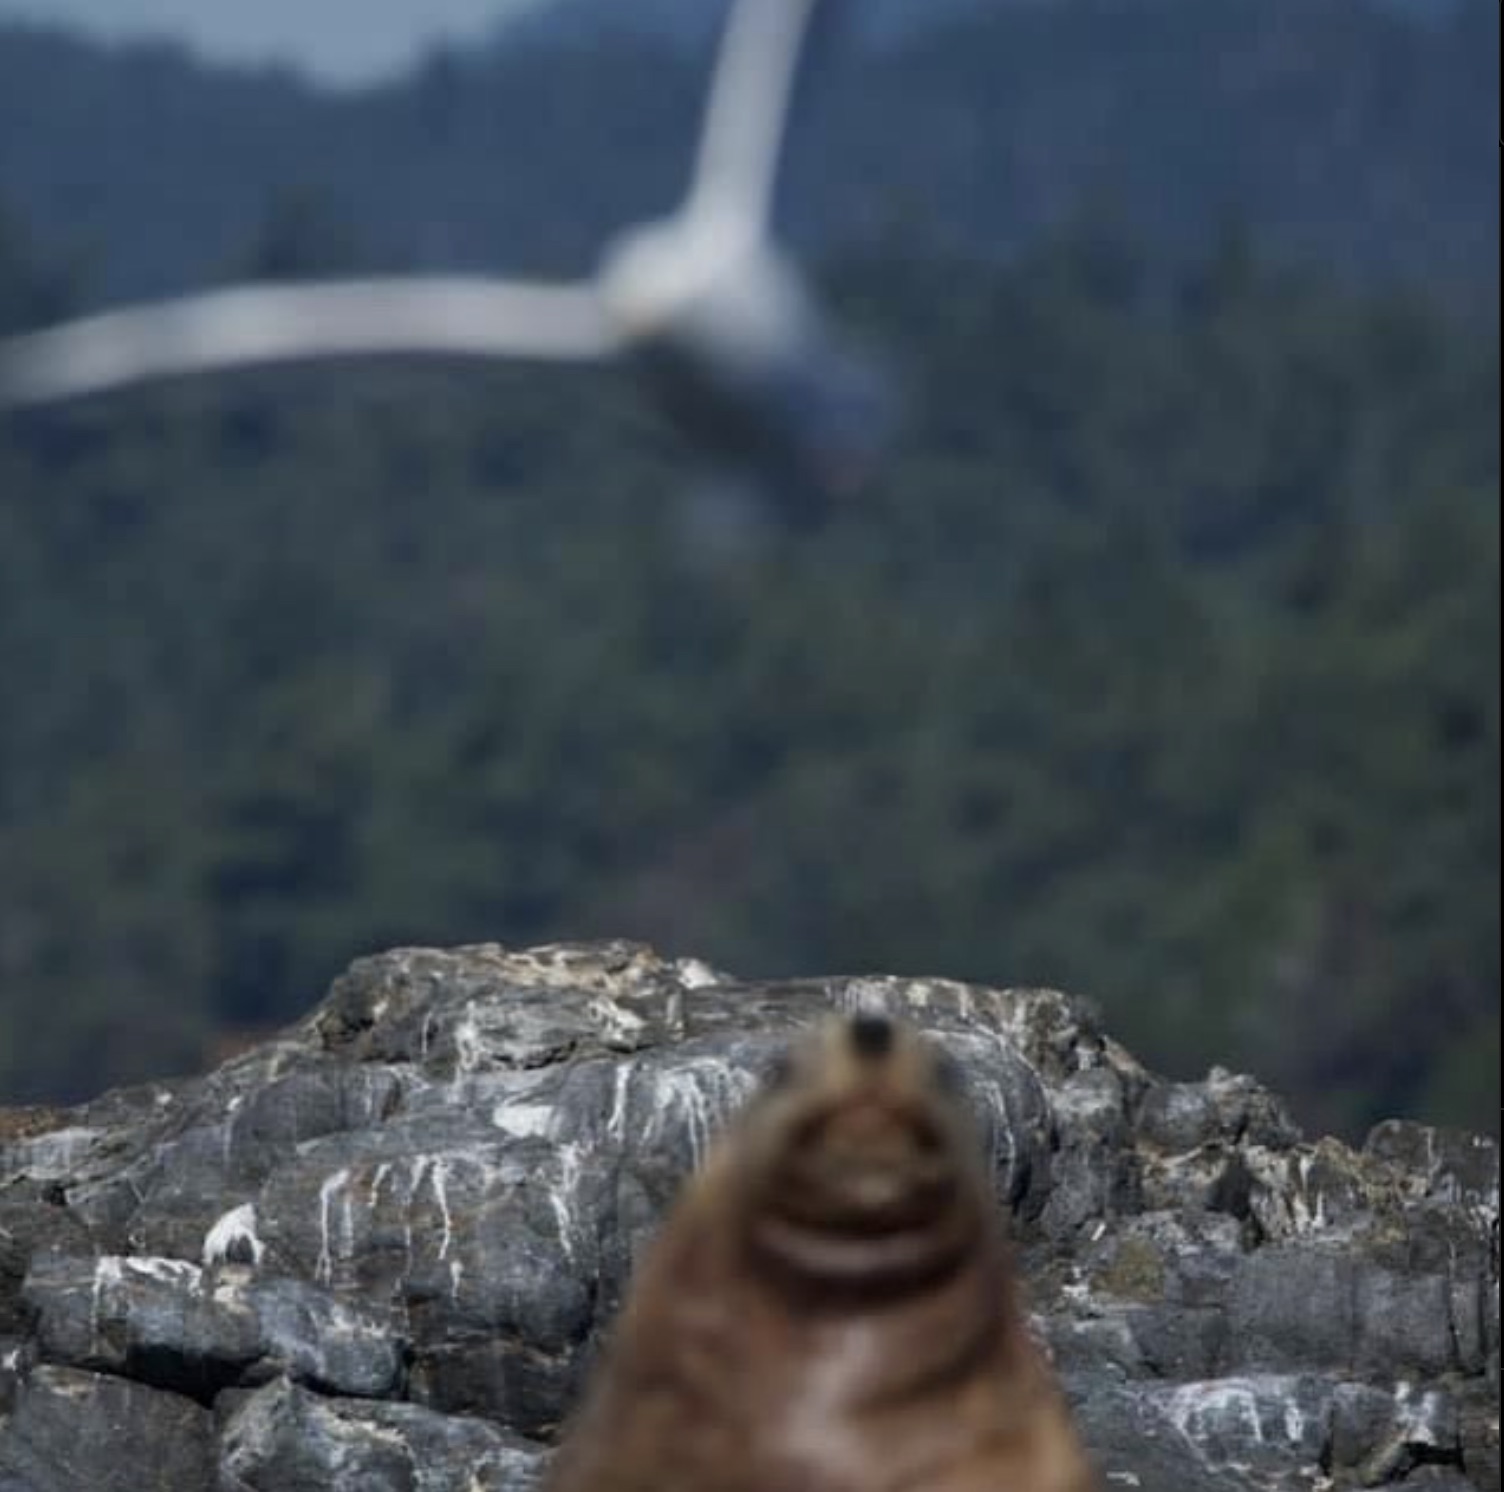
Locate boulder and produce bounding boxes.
[0,941,1496,1490]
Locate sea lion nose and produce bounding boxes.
[848,1014,894,1060]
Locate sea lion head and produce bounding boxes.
[716,1013,993,1300]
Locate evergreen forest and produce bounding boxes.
[0,0,1497,1140]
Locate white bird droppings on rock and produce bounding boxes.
[202,1202,264,1269]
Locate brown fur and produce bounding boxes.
[543,1016,1099,1492]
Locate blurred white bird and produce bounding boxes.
[0,0,894,493]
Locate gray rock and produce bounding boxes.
[23,1252,403,1401]
[0,1181,95,1337]
[217,1378,547,1492]
[0,1338,34,1416]
[0,1364,212,1492]
[0,939,1496,1492]
[1365,1121,1500,1205]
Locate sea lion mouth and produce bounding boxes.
[749,1209,970,1289]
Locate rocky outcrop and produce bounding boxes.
[0,941,1497,1490]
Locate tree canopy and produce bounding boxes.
[0,199,1496,1139]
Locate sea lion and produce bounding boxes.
[542,1012,1098,1492]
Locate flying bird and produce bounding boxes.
[0,0,893,493]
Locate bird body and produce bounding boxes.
[0,0,893,494]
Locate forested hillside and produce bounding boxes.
[0,200,1496,1136]
[0,0,1496,303]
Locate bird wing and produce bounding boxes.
[0,276,615,406]
[683,0,838,242]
